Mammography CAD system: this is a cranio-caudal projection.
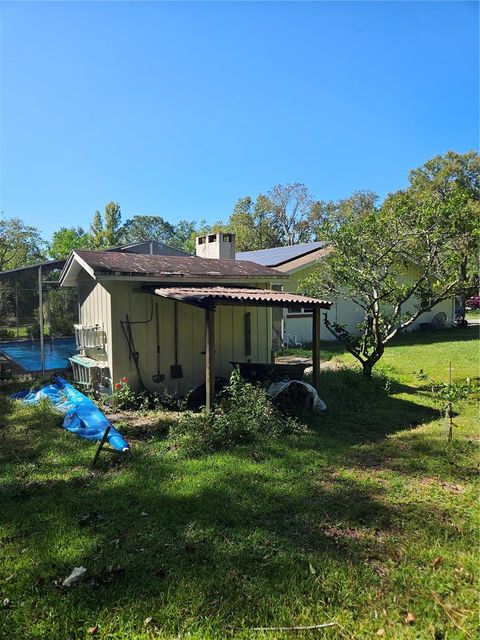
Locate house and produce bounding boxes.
[59,233,331,407]
[237,242,455,345]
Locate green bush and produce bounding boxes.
[109,377,165,412]
[170,368,305,456]
[0,327,15,341]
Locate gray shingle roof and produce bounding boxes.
[236,241,327,266]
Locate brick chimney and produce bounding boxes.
[195,232,236,260]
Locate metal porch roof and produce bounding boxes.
[147,285,332,309]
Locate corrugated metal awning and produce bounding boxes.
[146,285,332,309]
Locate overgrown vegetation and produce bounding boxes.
[0,329,478,639]
[418,368,476,442]
[170,368,303,456]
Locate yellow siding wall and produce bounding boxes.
[77,276,112,377]
[283,264,455,344]
[93,281,272,394]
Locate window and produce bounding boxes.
[287,307,313,315]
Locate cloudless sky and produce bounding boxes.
[0,1,478,241]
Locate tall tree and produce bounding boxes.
[103,201,122,247]
[169,220,198,253]
[402,150,480,307]
[301,190,466,378]
[89,210,104,248]
[268,182,315,245]
[0,217,46,270]
[229,195,280,251]
[120,215,175,245]
[49,227,91,259]
[228,183,319,251]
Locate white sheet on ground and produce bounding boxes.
[267,380,327,412]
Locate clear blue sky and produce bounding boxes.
[1,1,478,241]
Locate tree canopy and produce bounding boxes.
[120,215,176,245]
[228,183,319,251]
[399,150,480,304]
[301,176,474,377]
[49,227,91,259]
[0,217,46,271]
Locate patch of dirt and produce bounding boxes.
[323,524,369,541]
[275,355,349,373]
[419,477,466,494]
[104,410,174,429]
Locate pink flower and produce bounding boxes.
[122,377,128,383]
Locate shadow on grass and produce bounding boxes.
[0,442,467,636]
[310,368,438,444]
[0,365,474,637]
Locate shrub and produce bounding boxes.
[169,368,305,456]
[110,377,166,412]
[0,327,15,341]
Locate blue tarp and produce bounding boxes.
[11,376,129,452]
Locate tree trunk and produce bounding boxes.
[457,257,468,311]
[362,361,373,379]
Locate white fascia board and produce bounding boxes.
[59,252,96,287]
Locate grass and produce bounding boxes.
[0,328,479,639]
[0,325,71,340]
[465,309,479,323]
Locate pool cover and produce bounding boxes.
[11,376,129,452]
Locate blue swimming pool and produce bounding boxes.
[0,337,77,372]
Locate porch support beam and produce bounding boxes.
[38,265,45,375]
[205,306,215,412]
[312,307,321,392]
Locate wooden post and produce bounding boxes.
[312,307,321,392]
[38,266,45,375]
[91,424,112,468]
[205,306,215,412]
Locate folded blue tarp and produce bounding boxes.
[11,376,129,452]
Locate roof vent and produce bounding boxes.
[195,232,236,260]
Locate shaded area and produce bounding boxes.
[0,351,478,639]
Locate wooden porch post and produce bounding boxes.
[312,307,320,392]
[205,306,215,412]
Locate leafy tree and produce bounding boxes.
[49,227,91,259]
[268,182,315,245]
[103,201,122,247]
[120,215,175,245]
[402,150,480,307]
[168,220,198,253]
[301,190,466,378]
[228,184,319,251]
[0,216,46,270]
[169,218,226,254]
[88,201,123,248]
[229,195,281,251]
[89,210,104,248]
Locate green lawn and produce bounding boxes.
[0,329,479,639]
[466,309,479,324]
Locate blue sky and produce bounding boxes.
[0,1,478,241]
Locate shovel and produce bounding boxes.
[152,302,165,383]
[170,301,183,379]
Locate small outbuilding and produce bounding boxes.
[60,233,332,408]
